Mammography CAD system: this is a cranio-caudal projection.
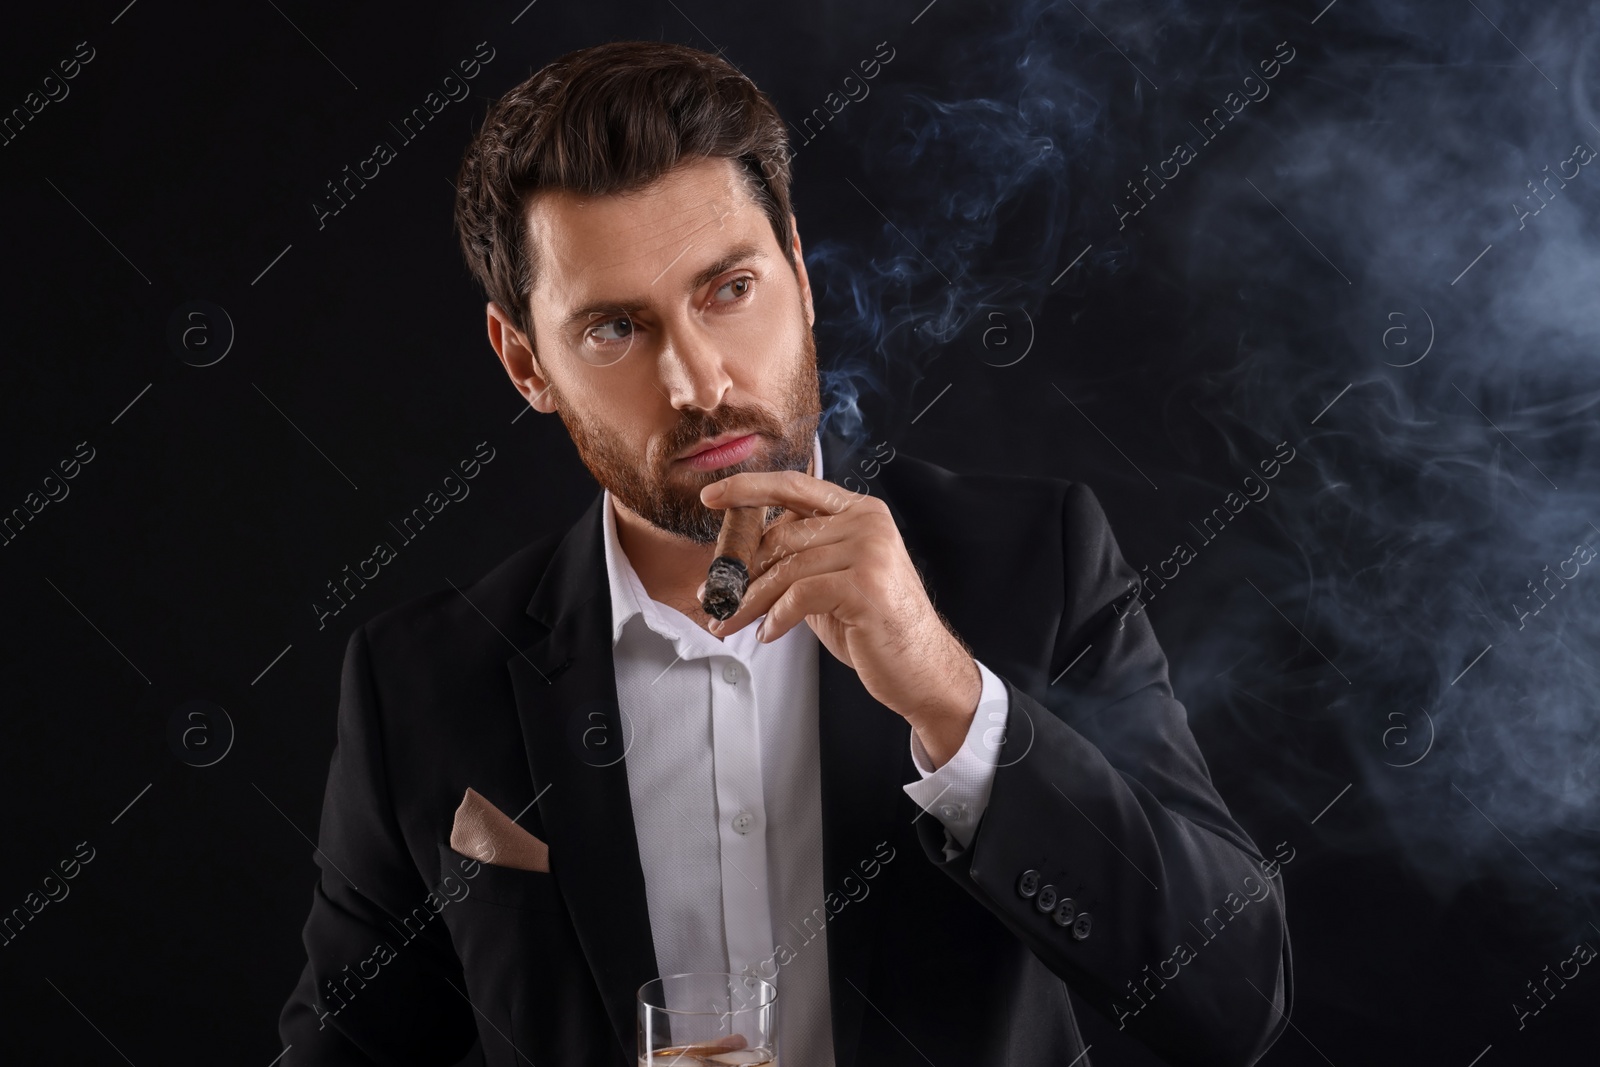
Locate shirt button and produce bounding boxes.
[732,811,755,834]
[939,803,968,821]
[722,662,742,683]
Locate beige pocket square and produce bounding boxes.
[450,787,551,873]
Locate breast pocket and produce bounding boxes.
[435,842,598,1066]
[438,840,563,912]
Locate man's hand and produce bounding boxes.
[694,470,982,766]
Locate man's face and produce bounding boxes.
[521,156,822,544]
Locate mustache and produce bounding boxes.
[659,409,784,464]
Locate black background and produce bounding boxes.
[2,0,1597,1064]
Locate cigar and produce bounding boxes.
[701,506,766,620]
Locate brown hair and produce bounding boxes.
[452,41,797,344]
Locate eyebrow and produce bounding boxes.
[557,240,771,337]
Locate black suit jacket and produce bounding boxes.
[279,429,1292,1066]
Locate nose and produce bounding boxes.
[657,324,733,413]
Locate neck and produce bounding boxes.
[614,453,815,628]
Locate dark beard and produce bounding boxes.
[551,324,823,545]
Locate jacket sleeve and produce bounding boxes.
[914,480,1293,1067]
[278,623,478,1064]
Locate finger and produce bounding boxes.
[758,571,854,644]
[706,541,849,637]
[706,541,853,637]
[750,509,855,579]
[692,513,849,629]
[701,469,870,518]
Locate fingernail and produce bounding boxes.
[755,619,767,642]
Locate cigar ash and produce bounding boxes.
[701,505,767,621]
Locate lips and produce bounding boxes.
[677,431,756,461]
[677,433,760,472]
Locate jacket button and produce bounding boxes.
[1016,869,1040,899]
[1052,897,1077,927]
[1035,885,1058,913]
[1072,912,1093,941]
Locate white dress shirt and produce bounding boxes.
[603,433,1010,1065]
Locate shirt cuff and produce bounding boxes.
[902,658,1009,855]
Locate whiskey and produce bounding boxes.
[637,973,776,1065]
[639,1042,774,1065]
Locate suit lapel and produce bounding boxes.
[815,650,914,1067]
[508,491,659,1057]
[814,428,923,1067]
[503,429,918,1067]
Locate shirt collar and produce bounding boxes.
[603,432,824,647]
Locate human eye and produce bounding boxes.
[712,275,755,304]
[584,314,634,347]
[575,313,637,366]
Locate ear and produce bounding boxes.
[486,302,556,413]
[789,214,814,330]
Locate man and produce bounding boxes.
[279,40,1291,1066]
